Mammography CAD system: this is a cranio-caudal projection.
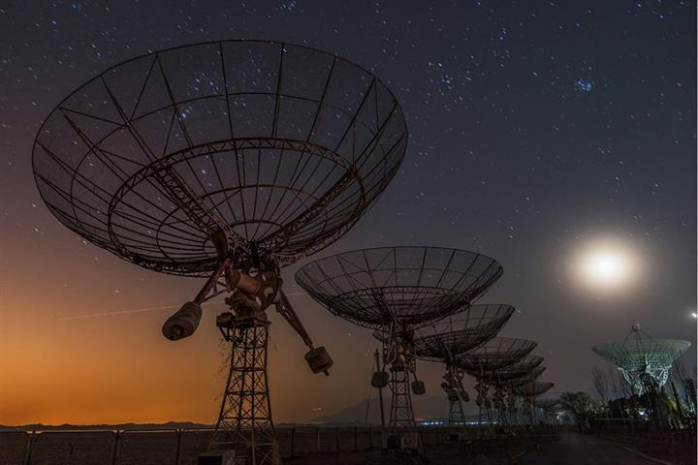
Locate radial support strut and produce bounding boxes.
[212,313,280,465]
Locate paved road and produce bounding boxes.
[519,433,664,465]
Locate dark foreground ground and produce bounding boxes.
[518,433,669,465]
[291,433,693,465]
[3,429,694,464]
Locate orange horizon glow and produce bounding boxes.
[0,241,389,427]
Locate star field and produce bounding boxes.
[0,0,695,425]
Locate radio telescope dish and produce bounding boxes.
[484,355,544,428]
[412,304,514,426]
[33,40,407,275]
[533,398,561,409]
[458,337,537,375]
[513,381,554,398]
[457,337,537,425]
[509,365,546,387]
[296,246,503,330]
[593,325,690,395]
[485,355,544,385]
[413,304,515,362]
[297,246,503,439]
[515,381,555,426]
[33,40,408,465]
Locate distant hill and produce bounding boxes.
[311,395,480,425]
[1,397,486,431]
[0,422,210,432]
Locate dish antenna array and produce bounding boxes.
[413,304,515,426]
[593,325,690,395]
[296,246,503,445]
[530,398,561,426]
[485,355,545,426]
[533,398,560,409]
[458,338,537,425]
[32,40,408,465]
[513,381,555,426]
[510,365,546,388]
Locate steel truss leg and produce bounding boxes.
[211,317,280,465]
[389,368,415,428]
[448,399,465,426]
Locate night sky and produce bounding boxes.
[1,0,695,426]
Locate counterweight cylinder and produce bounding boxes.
[162,301,202,341]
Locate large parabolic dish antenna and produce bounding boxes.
[413,304,515,363]
[33,40,408,465]
[485,355,544,386]
[593,326,690,394]
[509,365,546,387]
[296,246,503,330]
[458,337,537,375]
[513,381,554,398]
[33,40,408,276]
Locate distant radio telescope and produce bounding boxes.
[413,304,515,426]
[296,246,503,449]
[592,325,691,394]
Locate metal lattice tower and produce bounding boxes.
[213,316,278,462]
[448,395,466,426]
[592,325,691,395]
[533,398,561,425]
[296,246,503,439]
[389,366,416,427]
[413,304,515,427]
[33,40,408,465]
[513,381,554,426]
[484,356,545,427]
[458,337,537,426]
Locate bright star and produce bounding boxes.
[574,79,594,92]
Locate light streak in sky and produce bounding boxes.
[56,292,308,321]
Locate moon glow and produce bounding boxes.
[571,239,642,294]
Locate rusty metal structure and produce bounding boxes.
[296,246,503,446]
[513,381,555,426]
[486,355,544,387]
[413,304,515,426]
[533,398,561,424]
[510,365,546,388]
[485,355,545,427]
[458,338,537,426]
[533,398,560,409]
[33,40,408,465]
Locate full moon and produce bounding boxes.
[571,239,642,293]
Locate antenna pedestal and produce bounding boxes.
[388,367,415,428]
[384,366,422,452]
[448,398,465,427]
[211,313,280,465]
